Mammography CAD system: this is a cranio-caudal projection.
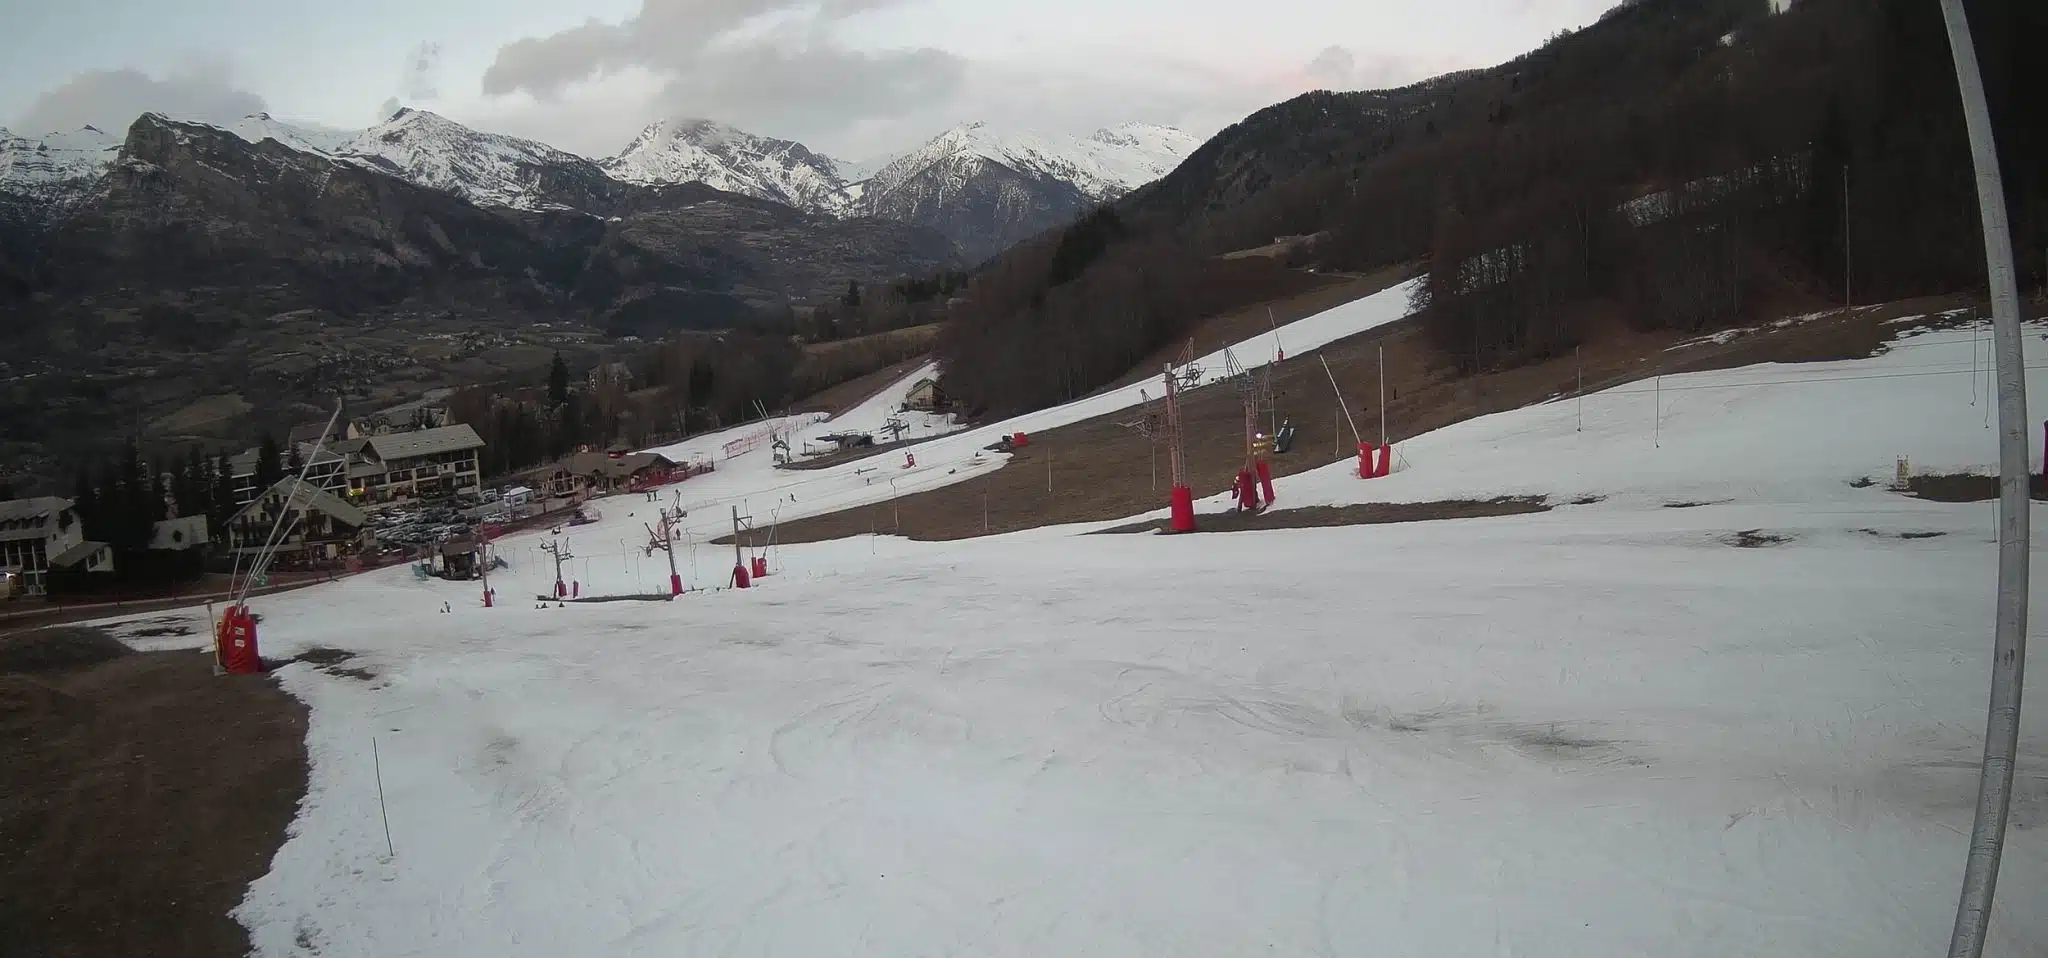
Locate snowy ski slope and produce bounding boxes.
[611,278,1424,556]
[88,305,2048,957]
[1140,315,2048,522]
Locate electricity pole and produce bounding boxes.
[1938,4,2029,956]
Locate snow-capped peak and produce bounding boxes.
[333,108,604,211]
[601,118,852,215]
[867,121,1198,205]
[0,124,124,195]
[222,112,358,156]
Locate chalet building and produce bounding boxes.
[517,450,678,498]
[229,444,349,506]
[342,424,485,503]
[903,377,947,412]
[0,497,114,598]
[227,478,369,563]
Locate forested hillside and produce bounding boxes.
[934,0,2045,414]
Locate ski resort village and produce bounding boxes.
[3,1,2046,956]
[8,279,2048,956]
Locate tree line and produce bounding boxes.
[933,207,1313,417]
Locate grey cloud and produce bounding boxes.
[481,0,962,143]
[482,19,634,98]
[402,41,444,101]
[1305,46,1357,88]
[14,64,266,135]
[1302,44,1466,93]
[650,44,964,142]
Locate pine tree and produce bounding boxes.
[255,435,283,492]
[548,352,570,407]
[211,452,236,538]
[182,446,207,519]
[113,440,151,549]
[150,457,170,524]
[74,466,99,538]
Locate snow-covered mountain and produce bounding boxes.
[223,113,357,156]
[0,125,125,264]
[334,108,624,212]
[0,114,354,204]
[601,118,853,215]
[0,125,123,199]
[2,109,1200,268]
[857,121,1199,261]
[862,122,1197,209]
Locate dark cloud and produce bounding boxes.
[481,0,964,146]
[14,64,266,135]
[482,19,634,99]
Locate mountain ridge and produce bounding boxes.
[1,109,1199,263]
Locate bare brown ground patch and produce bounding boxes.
[0,627,308,958]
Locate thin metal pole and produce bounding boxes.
[1319,355,1362,445]
[1653,372,1661,448]
[1843,163,1852,308]
[983,485,989,534]
[1378,345,1387,446]
[1576,346,1584,432]
[372,737,394,858]
[731,505,742,573]
[1940,2,2030,955]
[1047,450,1053,493]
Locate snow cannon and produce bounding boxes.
[217,604,262,675]
[1169,485,1197,533]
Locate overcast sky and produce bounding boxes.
[3,0,1616,161]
